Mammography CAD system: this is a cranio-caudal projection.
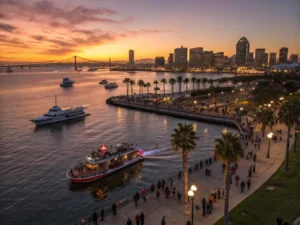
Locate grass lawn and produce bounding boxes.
[215,138,300,225]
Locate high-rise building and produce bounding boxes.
[248,52,254,64]
[236,36,250,66]
[279,47,288,63]
[289,54,298,63]
[174,46,188,69]
[255,48,265,66]
[214,56,228,68]
[168,53,174,69]
[269,53,277,66]
[199,51,214,68]
[263,53,268,66]
[154,57,165,68]
[129,50,134,65]
[189,47,203,68]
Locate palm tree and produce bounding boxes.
[137,79,144,98]
[129,80,135,98]
[171,123,198,217]
[216,79,221,87]
[183,78,189,92]
[196,78,201,90]
[208,79,214,87]
[161,78,167,96]
[123,78,130,99]
[215,131,244,225]
[146,82,151,94]
[153,80,159,99]
[191,77,197,91]
[202,78,208,89]
[255,109,274,137]
[177,76,183,96]
[279,97,300,171]
[232,80,238,88]
[169,78,176,97]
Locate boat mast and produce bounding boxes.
[55,95,57,106]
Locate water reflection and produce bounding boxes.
[69,162,143,200]
[33,117,86,132]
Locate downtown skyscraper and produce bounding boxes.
[236,37,250,66]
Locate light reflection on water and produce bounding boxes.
[0,67,236,225]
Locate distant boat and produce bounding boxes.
[29,96,90,126]
[99,79,108,84]
[60,77,74,87]
[105,82,118,89]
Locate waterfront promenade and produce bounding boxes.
[79,120,290,225]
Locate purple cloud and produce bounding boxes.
[0,22,17,33]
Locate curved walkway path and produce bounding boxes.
[80,121,290,225]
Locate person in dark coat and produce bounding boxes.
[135,214,140,225]
[92,212,98,225]
[127,218,133,225]
[240,181,245,192]
[112,203,117,215]
[140,212,145,225]
[247,179,251,190]
[276,215,283,225]
[161,216,166,225]
[156,189,160,199]
[201,198,206,216]
[100,209,104,221]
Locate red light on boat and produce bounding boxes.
[138,149,144,156]
[101,144,107,151]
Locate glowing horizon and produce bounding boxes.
[0,0,299,63]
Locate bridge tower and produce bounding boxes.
[109,58,111,70]
[74,56,77,70]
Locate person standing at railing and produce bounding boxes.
[112,203,117,215]
[92,212,98,225]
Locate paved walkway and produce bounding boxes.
[83,121,290,225]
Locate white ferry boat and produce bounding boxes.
[99,79,108,84]
[60,77,74,87]
[66,143,144,183]
[105,82,118,89]
[30,97,90,126]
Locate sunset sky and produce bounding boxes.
[0,0,299,62]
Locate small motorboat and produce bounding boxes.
[105,82,118,89]
[60,77,74,87]
[99,79,108,84]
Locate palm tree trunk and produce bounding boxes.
[186,84,188,92]
[262,125,265,137]
[179,83,181,96]
[193,83,194,90]
[284,125,290,171]
[131,86,133,99]
[182,151,190,217]
[224,160,230,225]
[126,83,129,99]
[164,84,165,97]
[172,85,174,97]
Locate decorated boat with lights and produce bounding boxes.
[66,143,144,183]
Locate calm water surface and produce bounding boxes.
[0,67,236,225]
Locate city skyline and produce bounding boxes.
[0,0,300,62]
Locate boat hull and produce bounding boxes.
[67,157,143,183]
[31,113,90,126]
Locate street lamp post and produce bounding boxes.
[188,184,197,225]
[221,92,224,103]
[266,132,273,158]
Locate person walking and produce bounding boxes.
[201,198,206,216]
[156,189,160,199]
[235,175,240,186]
[100,209,104,221]
[135,214,140,225]
[177,191,182,200]
[172,187,176,197]
[161,216,166,225]
[253,164,256,173]
[276,215,283,225]
[92,212,98,225]
[140,212,145,225]
[248,167,252,178]
[240,181,245,193]
[217,188,221,199]
[112,203,117,215]
[247,179,251,190]
[127,218,133,225]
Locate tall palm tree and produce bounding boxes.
[183,78,190,92]
[146,82,151,94]
[129,80,135,98]
[161,78,167,96]
[196,78,201,90]
[123,78,130,99]
[255,109,274,137]
[153,80,159,99]
[279,97,300,171]
[215,131,244,225]
[177,76,183,96]
[191,77,197,91]
[137,79,144,98]
[171,123,198,217]
[208,79,214,87]
[202,78,208,89]
[169,78,176,97]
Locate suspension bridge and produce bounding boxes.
[0,56,113,72]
